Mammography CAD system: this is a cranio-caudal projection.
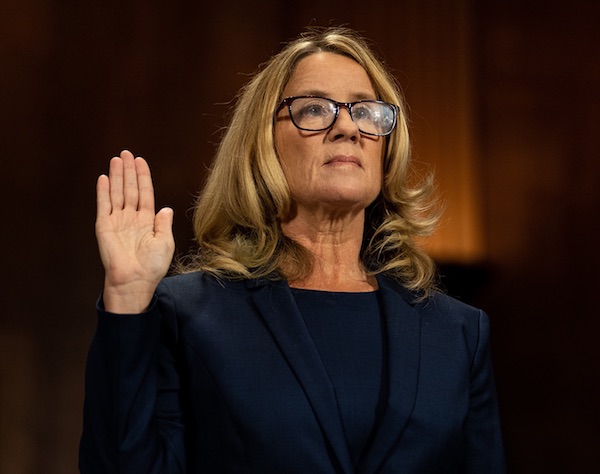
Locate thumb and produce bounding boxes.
[154,207,174,240]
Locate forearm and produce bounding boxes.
[463,311,506,473]
[79,297,186,473]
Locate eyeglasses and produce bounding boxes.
[275,96,398,137]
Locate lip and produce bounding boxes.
[324,155,362,167]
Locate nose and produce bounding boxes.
[329,105,360,141]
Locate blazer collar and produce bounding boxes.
[355,274,421,473]
[249,279,354,474]
[248,275,421,474]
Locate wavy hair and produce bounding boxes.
[182,27,439,295]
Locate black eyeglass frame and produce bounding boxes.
[275,95,399,137]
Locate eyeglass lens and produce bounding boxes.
[289,97,395,136]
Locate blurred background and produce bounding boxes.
[1,0,599,472]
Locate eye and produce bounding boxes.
[352,104,373,121]
[298,101,331,118]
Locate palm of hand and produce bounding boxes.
[96,150,175,313]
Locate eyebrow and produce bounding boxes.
[295,90,377,101]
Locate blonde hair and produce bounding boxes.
[183,27,439,295]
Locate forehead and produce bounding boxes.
[283,52,377,100]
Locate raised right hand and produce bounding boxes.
[96,150,175,313]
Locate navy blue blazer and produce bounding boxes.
[80,272,505,473]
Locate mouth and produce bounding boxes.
[324,155,362,167]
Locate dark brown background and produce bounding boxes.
[1,0,599,472]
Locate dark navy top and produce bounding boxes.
[291,288,387,466]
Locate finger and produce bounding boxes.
[135,157,155,213]
[96,174,112,218]
[154,207,175,241]
[108,156,124,210]
[121,150,139,209]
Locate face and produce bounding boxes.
[274,52,385,218]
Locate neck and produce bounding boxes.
[281,208,378,292]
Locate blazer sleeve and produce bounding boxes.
[79,289,186,473]
[463,310,506,473]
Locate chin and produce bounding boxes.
[321,192,377,211]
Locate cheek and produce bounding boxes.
[370,142,385,179]
[275,126,299,167]
[274,129,293,177]
[275,138,294,174]
[275,129,316,183]
[275,138,303,192]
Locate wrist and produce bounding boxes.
[102,280,158,314]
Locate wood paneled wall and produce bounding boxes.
[474,2,600,471]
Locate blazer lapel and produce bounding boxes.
[356,275,422,473]
[248,279,354,474]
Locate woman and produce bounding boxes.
[80,28,505,473]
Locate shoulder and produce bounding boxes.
[378,273,488,334]
[158,271,250,297]
[421,291,484,321]
[378,274,492,365]
[418,292,492,363]
[379,274,483,317]
[155,271,274,316]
